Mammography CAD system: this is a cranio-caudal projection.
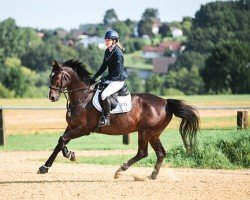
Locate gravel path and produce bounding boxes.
[0,151,249,200]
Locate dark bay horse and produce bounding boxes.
[38,59,199,179]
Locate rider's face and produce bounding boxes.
[105,39,113,48]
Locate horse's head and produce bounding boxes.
[48,59,92,102]
[48,60,70,102]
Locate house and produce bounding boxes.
[152,57,177,74]
[171,27,183,37]
[78,35,105,49]
[54,28,69,38]
[158,40,182,52]
[142,40,182,59]
[142,45,165,58]
[152,18,162,35]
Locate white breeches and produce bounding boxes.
[101,80,125,100]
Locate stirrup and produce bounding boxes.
[98,116,110,127]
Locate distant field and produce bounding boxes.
[1,94,249,107]
[0,94,249,134]
[124,51,152,70]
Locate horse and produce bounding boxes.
[38,59,199,180]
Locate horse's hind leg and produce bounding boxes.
[114,131,149,179]
[149,136,166,180]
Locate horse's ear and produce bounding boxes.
[50,60,56,67]
[50,60,61,71]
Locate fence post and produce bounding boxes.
[0,108,5,145]
[123,134,131,145]
[237,111,248,130]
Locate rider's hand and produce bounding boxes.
[100,77,106,82]
[90,78,96,85]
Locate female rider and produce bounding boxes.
[91,30,128,127]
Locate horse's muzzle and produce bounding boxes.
[48,89,60,102]
[49,95,59,102]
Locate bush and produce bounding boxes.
[165,130,250,169]
[218,133,250,167]
[0,83,15,98]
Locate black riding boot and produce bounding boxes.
[98,98,111,127]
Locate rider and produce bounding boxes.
[91,30,128,127]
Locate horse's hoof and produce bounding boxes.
[114,172,121,179]
[114,168,123,179]
[37,165,49,174]
[149,171,158,180]
[70,151,76,161]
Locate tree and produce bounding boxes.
[111,21,131,40]
[124,19,136,37]
[137,8,159,37]
[137,20,154,37]
[145,74,164,95]
[3,58,28,97]
[201,40,250,94]
[0,18,42,59]
[21,35,78,72]
[76,44,103,73]
[127,70,144,93]
[182,17,192,35]
[0,18,21,58]
[174,51,207,71]
[103,9,118,25]
[173,0,250,94]
[141,8,159,20]
[164,67,204,95]
[187,1,250,53]
[158,22,171,38]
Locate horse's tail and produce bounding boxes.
[166,99,200,154]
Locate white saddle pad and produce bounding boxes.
[92,89,132,114]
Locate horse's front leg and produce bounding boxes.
[59,127,76,161]
[61,146,76,161]
[37,125,86,174]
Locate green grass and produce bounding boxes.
[163,94,250,106]
[1,129,249,169]
[0,130,182,151]
[124,51,153,70]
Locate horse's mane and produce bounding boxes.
[62,59,92,84]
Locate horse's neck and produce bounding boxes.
[64,68,93,105]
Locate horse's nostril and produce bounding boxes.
[50,96,55,101]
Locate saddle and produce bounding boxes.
[92,82,132,114]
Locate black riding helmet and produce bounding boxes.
[104,30,119,40]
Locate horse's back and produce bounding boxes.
[131,93,167,107]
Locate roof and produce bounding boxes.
[152,57,177,74]
[158,41,182,51]
[143,45,165,53]
[143,40,182,53]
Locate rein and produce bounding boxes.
[49,86,89,93]
[50,86,90,111]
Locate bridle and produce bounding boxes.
[49,70,90,110]
[49,70,90,93]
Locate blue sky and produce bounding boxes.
[1,0,217,30]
